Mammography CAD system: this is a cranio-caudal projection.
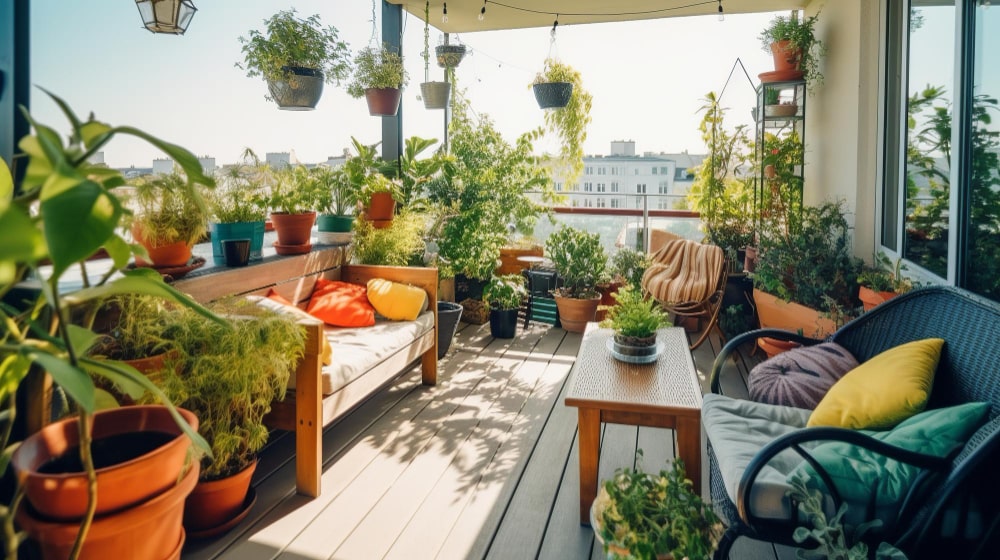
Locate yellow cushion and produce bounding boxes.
[366,278,428,321]
[807,338,944,430]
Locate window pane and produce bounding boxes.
[965,3,1000,299]
[903,2,955,277]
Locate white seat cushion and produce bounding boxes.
[287,311,434,395]
[702,393,812,520]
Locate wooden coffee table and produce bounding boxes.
[564,325,703,524]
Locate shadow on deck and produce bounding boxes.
[182,320,791,560]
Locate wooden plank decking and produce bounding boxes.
[182,320,791,560]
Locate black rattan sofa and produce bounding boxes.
[705,286,1000,559]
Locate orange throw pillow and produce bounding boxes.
[306,279,376,328]
[266,289,294,307]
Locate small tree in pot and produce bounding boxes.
[545,225,607,333]
[237,9,352,110]
[483,274,527,339]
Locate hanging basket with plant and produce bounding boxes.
[531,56,593,185]
[237,9,352,110]
[348,43,409,117]
[420,1,451,110]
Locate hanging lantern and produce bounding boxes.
[135,0,197,35]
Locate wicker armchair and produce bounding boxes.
[705,286,1000,559]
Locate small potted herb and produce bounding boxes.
[483,274,528,339]
[314,165,360,243]
[347,43,409,116]
[759,10,827,90]
[237,9,352,110]
[858,252,913,311]
[125,171,210,268]
[209,149,270,264]
[268,165,328,253]
[601,285,670,362]
[593,454,722,560]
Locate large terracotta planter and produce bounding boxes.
[11,405,198,521]
[184,460,257,533]
[365,192,396,222]
[859,286,900,311]
[270,211,316,247]
[752,288,836,357]
[553,293,601,333]
[132,224,192,267]
[17,461,198,560]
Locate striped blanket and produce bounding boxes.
[641,239,725,304]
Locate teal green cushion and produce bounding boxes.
[793,402,990,511]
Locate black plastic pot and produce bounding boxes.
[438,301,464,358]
[532,82,573,109]
[489,308,519,339]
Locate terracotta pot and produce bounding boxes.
[184,460,257,532]
[11,405,198,521]
[270,211,316,246]
[17,461,197,560]
[553,293,601,333]
[858,286,900,311]
[105,351,180,405]
[752,288,837,357]
[364,87,402,116]
[131,225,192,267]
[365,192,396,221]
[770,40,803,72]
[764,164,778,179]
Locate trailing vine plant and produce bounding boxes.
[533,58,593,185]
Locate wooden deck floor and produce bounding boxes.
[183,320,791,560]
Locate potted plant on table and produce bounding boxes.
[1,92,217,559]
[858,252,913,311]
[125,170,210,268]
[237,9,352,110]
[758,10,826,89]
[209,148,270,265]
[545,224,608,333]
[347,43,409,117]
[268,164,327,254]
[601,285,670,363]
[483,274,527,339]
[593,455,722,560]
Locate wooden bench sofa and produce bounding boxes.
[173,246,438,498]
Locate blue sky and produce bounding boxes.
[29,1,780,168]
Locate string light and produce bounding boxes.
[479,0,487,21]
[442,2,448,23]
[717,0,724,21]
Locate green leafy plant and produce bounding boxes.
[483,274,527,311]
[347,43,409,98]
[210,149,270,224]
[759,10,827,90]
[141,298,305,480]
[0,90,218,558]
[351,210,426,266]
[313,165,358,216]
[787,473,909,560]
[532,58,593,184]
[765,87,782,105]
[601,285,670,340]
[858,252,913,293]
[237,9,352,99]
[268,164,329,214]
[545,224,608,299]
[753,201,864,313]
[595,453,722,560]
[609,248,651,290]
[760,130,806,238]
[377,135,451,208]
[719,304,754,339]
[125,170,210,247]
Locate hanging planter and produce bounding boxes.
[267,66,325,110]
[420,81,451,110]
[348,44,409,117]
[532,82,573,109]
[435,43,467,68]
[364,87,403,116]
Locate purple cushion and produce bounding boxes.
[748,342,859,410]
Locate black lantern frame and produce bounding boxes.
[135,0,197,35]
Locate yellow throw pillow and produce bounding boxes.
[366,278,428,321]
[807,338,944,430]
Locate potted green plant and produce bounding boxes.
[483,274,527,339]
[268,164,327,254]
[347,43,409,117]
[237,9,352,110]
[858,252,913,311]
[208,148,270,265]
[531,58,593,184]
[545,224,608,333]
[600,285,670,362]
[419,1,451,110]
[758,10,827,90]
[139,298,306,533]
[1,92,217,559]
[125,170,210,268]
[752,201,864,356]
[351,210,426,266]
[592,455,722,560]
[314,165,359,244]
[763,85,798,118]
